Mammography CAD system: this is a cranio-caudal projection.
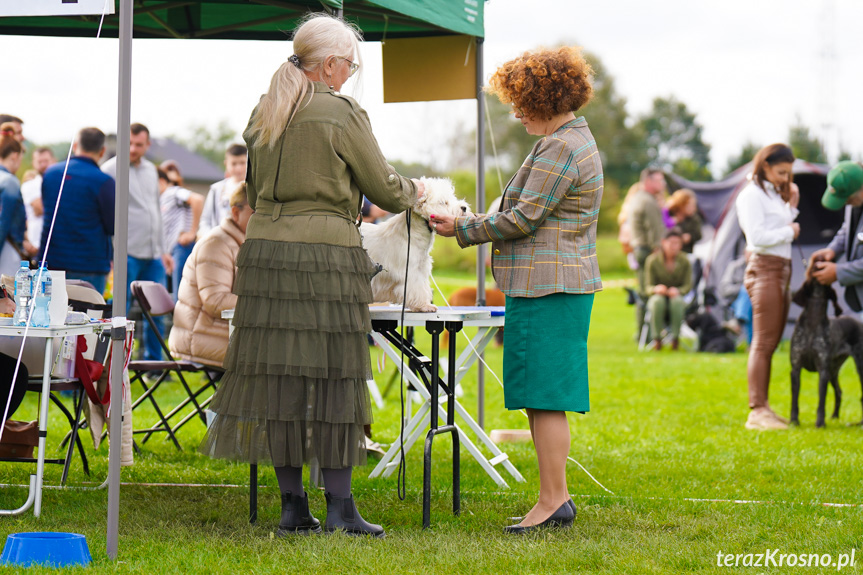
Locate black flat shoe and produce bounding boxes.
[509,498,577,523]
[503,501,575,534]
[567,497,577,518]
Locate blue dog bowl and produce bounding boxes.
[1,532,91,567]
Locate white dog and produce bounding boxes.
[361,177,472,312]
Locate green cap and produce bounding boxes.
[822,161,863,211]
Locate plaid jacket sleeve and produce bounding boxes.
[454,136,576,247]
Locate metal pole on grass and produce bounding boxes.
[107,0,133,560]
[475,37,486,429]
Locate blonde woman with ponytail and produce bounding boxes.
[201,14,422,538]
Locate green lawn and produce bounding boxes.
[1,270,862,574]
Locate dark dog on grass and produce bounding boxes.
[684,311,737,353]
[790,276,863,427]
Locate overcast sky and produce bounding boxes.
[1,0,860,179]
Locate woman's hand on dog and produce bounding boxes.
[429,213,456,237]
[411,179,425,199]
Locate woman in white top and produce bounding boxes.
[735,143,799,431]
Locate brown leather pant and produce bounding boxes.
[743,254,791,409]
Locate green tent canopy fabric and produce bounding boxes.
[0,0,484,40]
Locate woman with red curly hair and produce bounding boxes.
[432,46,603,534]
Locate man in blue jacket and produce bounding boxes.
[40,127,115,295]
[812,161,863,317]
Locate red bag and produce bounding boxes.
[74,335,109,405]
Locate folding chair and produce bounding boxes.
[129,281,222,450]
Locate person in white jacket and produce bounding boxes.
[735,143,799,431]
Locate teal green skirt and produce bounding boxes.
[503,292,594,413]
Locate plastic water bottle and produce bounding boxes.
[13,261,32,327]
[30,266,52,328]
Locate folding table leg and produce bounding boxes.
[422,322,460,529]
[249,464,257,524]
[376,401,430,479]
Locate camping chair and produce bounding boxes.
[636,294,699,352]
[128,281,222,450]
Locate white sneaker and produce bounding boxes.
[745,408,788,430]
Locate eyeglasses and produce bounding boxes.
[339,57,359,77]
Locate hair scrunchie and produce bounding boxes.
[287,54,301,69]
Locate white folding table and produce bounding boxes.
[367,306,524,492]
[0,321,119,517]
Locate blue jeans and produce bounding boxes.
[171,242,195,301]
[65,271,107,297]
[731,285,753,344]
[127,255,166,362]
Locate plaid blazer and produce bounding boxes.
[454,117,603,297]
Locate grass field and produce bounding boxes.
[1,263,862,574]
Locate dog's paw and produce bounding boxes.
[815,419,826,429]
[410,303,437,313]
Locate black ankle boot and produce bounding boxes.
[324,493,385,538]
[277,491,321,536]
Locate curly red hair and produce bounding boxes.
[486,46,593,120]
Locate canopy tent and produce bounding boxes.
[0,0,484,40]
[669,161,842,323]
[0,0,485,560]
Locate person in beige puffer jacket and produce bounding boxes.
[169,184,251,367]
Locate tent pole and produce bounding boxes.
[107,0,133,560]
[475,37,486,429]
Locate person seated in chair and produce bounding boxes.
[644,228,692,350]
[169,184,251,367]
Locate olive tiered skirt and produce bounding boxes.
[200,238,377,469]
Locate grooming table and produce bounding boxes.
[368,305,524,528]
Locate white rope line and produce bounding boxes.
[430,274,614,494]
[0,0,112,442]
[1,480,857,510]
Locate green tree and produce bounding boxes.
[636,96,712,181]
[788,121,826,164]
[174,120,240,166]
[723,141,762,177]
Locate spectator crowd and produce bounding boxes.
[0,113,247,368]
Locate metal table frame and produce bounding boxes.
[368,306,525,528]
[0,322,116,517]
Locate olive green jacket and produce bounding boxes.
[644,252,692,295]
[627,189,665,251]
[243,82,417,247]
